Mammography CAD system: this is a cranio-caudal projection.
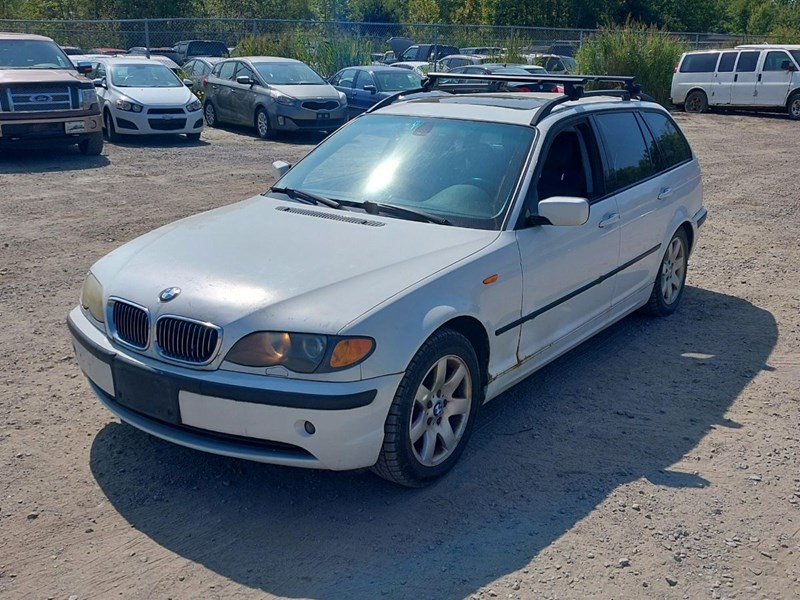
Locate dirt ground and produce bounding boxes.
[0,112,798,600]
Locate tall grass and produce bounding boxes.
[576,21,689,106]
[233,31,373,78]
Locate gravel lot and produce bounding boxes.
[1,113,798,600]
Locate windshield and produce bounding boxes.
[275,114,534,230]
[0,40,73,69]
[253,62,325,85]
[375,70,422,91]
[109,63,182,87]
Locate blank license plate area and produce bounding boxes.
[65,121,86,133]
[112,360,181,424]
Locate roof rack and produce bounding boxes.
[364,72,650,120]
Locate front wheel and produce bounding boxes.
[255,107,273,139]
[788,92,800,120]
[103,110,119,142]
[78,132,104,156]
[372,329,482,487]
[643,228,689,317]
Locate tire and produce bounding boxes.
[185,132,201,142]
[103,110,119,142]
[684,90,708,114]
[78,132,104,156]
[204,102,218,127]
[372,328,482,487]
[255,107,273,139]
[788,92,800,120]
[643,228,689,317]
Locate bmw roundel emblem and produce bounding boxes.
[159,287,181,302]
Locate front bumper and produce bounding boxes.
[0,114,101,146]
[269,103,347,131]
[110,107,204,136]
[68,307,402,470]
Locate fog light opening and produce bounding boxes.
[277,116,285,126]
[304,421,316,435]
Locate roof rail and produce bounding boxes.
[365,72,648,118]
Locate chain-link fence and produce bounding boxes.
[0,17,773,57]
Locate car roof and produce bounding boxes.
[736,44,800,50]
[93,57,174,67]
[228,56,302,64]
[377,93,665,127]
[0,32,54,42]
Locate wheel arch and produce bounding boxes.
[679,220,695,256]
[434,315,490,392]
[787,88,800,106]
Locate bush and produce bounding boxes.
[576,21,690,106]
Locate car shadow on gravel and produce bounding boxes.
[0,148,109,173]
[208,123,329,146]
[109,135,211,148]
[89,286,776,599]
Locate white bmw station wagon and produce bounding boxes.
[69,74,707,486]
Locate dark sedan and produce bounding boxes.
[330,65,422,117]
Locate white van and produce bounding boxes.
[670,44,800,119]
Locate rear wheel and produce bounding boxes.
[684,90,708,114]
[78,132,104,156]
[372,329,481,487]
[103,110,119,142]
[255,107,273,139]
[204,102,218,127]
[643,228,689,317]
[788,92,800,120]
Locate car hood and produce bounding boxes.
[269,83,340,100]
[115,85,194,105]
[92,195,499,335]
[0,68,85,85]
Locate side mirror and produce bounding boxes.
[76,62,93,75]
[236,75,254,86]
[272,160,291,178]
[781,60,797,71]
[537,197,590,226]
[183,78,194,88]
[363,84,377,94]
[93,78,106,88]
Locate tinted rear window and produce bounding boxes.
[717,52,737,72]
[187,41,228,57]
[595,112,656,193]
[736,51,760,72]
[641,111,692,170]
[679,53,719,73]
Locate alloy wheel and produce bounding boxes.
[660,237,686,305]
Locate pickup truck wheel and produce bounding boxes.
[684,90,708,114]
[103,110,119,142]
[788,92,800,120]
[643,228,689,317]
[372,329,481,487]
[78,132,104,156]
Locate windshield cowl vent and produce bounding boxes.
[275,206,385,227]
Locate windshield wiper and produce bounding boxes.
[361,201,450,225]
[269,186,344,210]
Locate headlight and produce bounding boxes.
[115,98,143,112]
[78,88,98,110]
[80,272,105,324]
[226,332,374,373]
[187,99,202,112]
[273,94,297,107]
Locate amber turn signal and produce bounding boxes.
[329,338,374,369]
[482,274,499,285]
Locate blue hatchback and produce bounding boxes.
[330,65,423,118]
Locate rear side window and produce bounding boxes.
[736,51,760,72]
[717,52,737,72]
[679,53,719,73]
[641,112,692,170]
[218,61,236,80]
[594,112,656,193]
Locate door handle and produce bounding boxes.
[657,187,674,200]
[598,213,620,228]
[734,73,738,82]
[758,73,762,82]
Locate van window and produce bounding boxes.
[641,112,692,170]
[735,51,760,72]
[763,51,791,71]
[717,52,737,72]
[679,53,719,73]
[594,112,656,193]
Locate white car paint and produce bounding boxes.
[92,57,203,137]
[69,91,706,475]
